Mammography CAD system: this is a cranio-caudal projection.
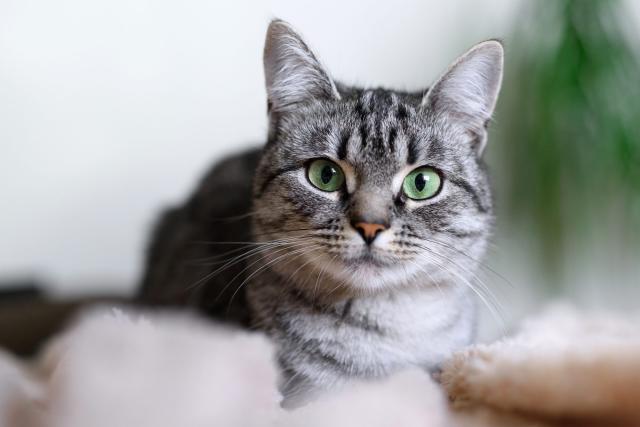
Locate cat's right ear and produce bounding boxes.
[421,40,504,156]
[263,19,340,114]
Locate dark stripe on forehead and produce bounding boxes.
[354,89,406,155]
[337,128,350,160]
[359,122,368,149]
[407,137,419,164]
[374,116,382,144]
[387,127,397,153]
[371,136,385,157]
[354,96,370,121]
[396,104,409,121]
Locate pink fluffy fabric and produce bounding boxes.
[1,305,639,427]
[2,308,448,427]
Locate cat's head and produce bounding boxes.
[252,20,503,299]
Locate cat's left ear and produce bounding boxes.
[421,40,504,156]
[263,19,340,114]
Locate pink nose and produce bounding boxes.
[353,222,388,245]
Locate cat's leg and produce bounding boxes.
[278,368,325,409]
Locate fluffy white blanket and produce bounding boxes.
[1,305,639,427]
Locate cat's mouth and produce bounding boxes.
[342,250,393,268]
[321,248,423,293]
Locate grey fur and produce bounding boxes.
[140,19,503,407]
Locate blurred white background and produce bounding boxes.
[2,0,640,339]
[0,0,523,295]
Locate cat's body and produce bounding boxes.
[140,146,476,407]
[140,21,503,407]
[139,148,261,325]
[249,265,476,407]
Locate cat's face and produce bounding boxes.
[253,20,502,298]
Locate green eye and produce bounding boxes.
[307,159,345,192]
[402,167,442,200]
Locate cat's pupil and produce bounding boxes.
[321,165,335,184]
[415,173,426,192]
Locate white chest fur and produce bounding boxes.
[262,283,476,407]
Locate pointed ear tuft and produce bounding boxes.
[263,19,340,114]
[422,40,504,156]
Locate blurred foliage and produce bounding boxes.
[492,0,640,279]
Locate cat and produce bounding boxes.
[139,19,503,408]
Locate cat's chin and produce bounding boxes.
[344,252,390,269]
[272,248,442,298]
[318,254,431,295]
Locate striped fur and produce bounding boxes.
[140,19,503,407]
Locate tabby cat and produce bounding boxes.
[140,19,503,407]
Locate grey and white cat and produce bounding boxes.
[140,20,503,407]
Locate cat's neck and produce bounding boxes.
[247,266,473,330]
